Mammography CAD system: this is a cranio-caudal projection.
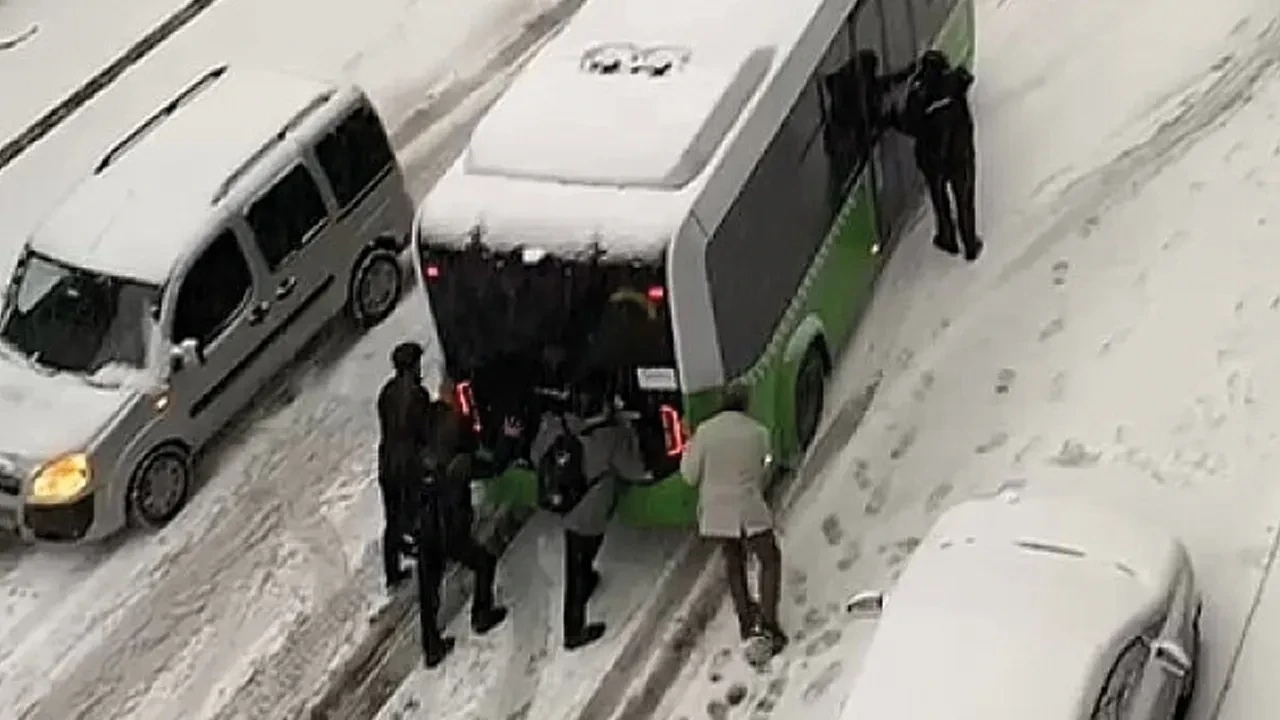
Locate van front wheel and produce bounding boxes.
[349,247,403,328]
[128,444,192,529]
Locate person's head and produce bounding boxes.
[720,384,750,414]
[919,49,949,78]
[856,49,880,76]
[390,342,424,380]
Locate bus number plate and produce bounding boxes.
[636,367,678,391]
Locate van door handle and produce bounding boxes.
[248,301,270,326]
[275,276,297,300]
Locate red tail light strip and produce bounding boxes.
[659,404,687,457]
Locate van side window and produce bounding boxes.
[1091,637,1147,719]
[246,164,327,270]
[315,103,395,210]
[173,231,252,346]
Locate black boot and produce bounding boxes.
[472,605,509,635]
[424,636,456,669]
[565,622,607,651]
[963,237,984,262]
[933,233,960,255]
[761,621,789,656]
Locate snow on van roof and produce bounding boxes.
[29,66,339,285]
[841,497,1183,720]
[420,0,807,258]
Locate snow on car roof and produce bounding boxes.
[840,496,1184,720]
[418,0,818,259]
[28,66,340,285]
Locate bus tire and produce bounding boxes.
[794,343,829,452]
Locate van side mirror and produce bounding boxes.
[169,338,201,374]
[846,590,884,618]
[1150,639,1192,678]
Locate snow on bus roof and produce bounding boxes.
[465,0,775,190]
[29,66,340,285]
[417,154,685,261]
[420,0,835,259]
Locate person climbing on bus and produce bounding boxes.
[415,370,515,668]
[680,385,787,657]
[898,49,981,262]
[531,385,650,650]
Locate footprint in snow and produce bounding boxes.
[912,370,935,402]
[864,484,889,516]
[820,514,844,546]
[803,660,845,704]
[851,459,873,490]
[995,368,1017,394]
[804,628,843,657]
[1049,439,1101,468]
[1051,259,1069,286]
[1039,317,1065,342]
[890,427,917,460]
[836,540,862,571]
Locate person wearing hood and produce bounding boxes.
[897,49,982,261]
[680,385,787,657]
[531,389,650,650]
[376,342,511,668]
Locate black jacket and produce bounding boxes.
[900,65,975,173]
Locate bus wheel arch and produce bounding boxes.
[783,316,831,456]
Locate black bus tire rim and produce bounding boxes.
[129,446,191,528]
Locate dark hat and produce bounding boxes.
[391,342,424,373]
[920,49,949,74]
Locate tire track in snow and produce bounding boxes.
[994,13,1280,288]
[16,330,372,720]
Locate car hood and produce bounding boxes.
[0,356,134,462]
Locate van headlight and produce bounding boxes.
[28,453,91,504]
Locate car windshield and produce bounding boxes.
[0,250,158,378]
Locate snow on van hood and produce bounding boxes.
[0,354,134,463]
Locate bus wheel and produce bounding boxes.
[795,344,829,452]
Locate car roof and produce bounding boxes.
[28,66,343,285]
[840,496,1185,720]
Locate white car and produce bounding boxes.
[841,495,1201,720]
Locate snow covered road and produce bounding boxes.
[655,0,1280,717]
[0,0,580,718]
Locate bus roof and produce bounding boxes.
[419,0,839,260]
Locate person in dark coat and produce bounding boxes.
[414,373,512,668]
[530,393,650,650]
[375,342,434,591]
[898,49,982,261]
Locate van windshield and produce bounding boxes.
[0,251,158,377]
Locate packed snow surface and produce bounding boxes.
[0,0,571,717]
[657,0,1280,717]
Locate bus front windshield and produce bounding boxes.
[0,251,158,380]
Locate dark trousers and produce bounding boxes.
[418,532,498,653]
[378,478,412,586]
[922,152,978,253]
[563,530,604,638]
[721,530,782,637]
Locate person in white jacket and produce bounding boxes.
[680,385,787,655]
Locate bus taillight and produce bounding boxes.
[646,285,665,302]
[660,404,687,456]
[424,262,441,279]
[455,380,481,432]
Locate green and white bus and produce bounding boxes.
[413,0,976,526]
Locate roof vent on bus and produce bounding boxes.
[580,43,692,78]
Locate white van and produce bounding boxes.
[0,65,413,542]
